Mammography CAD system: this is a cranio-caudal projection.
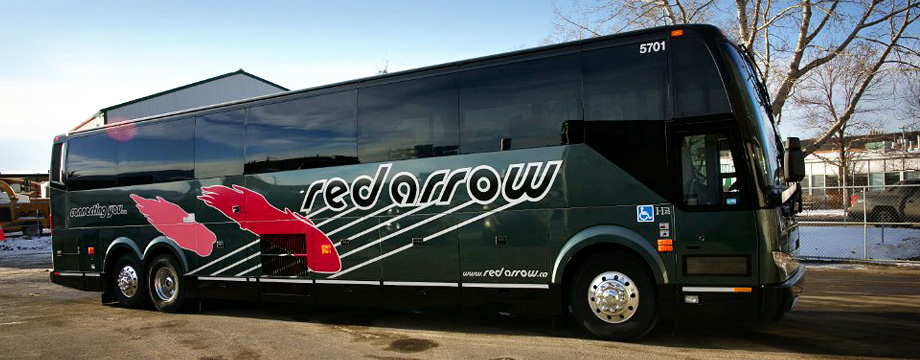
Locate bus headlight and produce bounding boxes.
[772,251,799,280]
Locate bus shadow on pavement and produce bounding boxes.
[641,311,920,359]
[184,300,920,358]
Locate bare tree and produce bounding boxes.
[376,58,390,75]
[794,45,886,207]
[906,71,920,122]
[550,0,920,155]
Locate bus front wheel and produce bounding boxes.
[112,255,147,308]
[570,253,657,341]
[147,254,186,312]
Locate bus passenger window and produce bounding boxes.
[583,41,666,121]
[66,133,117,190]
[672,39,731,118]
[680,133,741,206]
[358,73,459,163]
[116,118,194,185]
[459,53,580,154]
[245,90,358,174]
[195,109,244,179]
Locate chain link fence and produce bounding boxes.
[797,184,920,262]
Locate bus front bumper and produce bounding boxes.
[761,264,806,321]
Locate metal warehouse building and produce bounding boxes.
[73,69,287,131]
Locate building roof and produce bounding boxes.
[803,130,920,152]
[100,69,288,113]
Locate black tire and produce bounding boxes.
[570,253,657,341]
[111,255,147,308]
[23,223,40,237]
[873,208,897,228]
[146,254,186,312]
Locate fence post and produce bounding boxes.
[862,187,868,260]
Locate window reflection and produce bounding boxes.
[358,74,459,163]
[460,54,580,153]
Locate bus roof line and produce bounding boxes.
[66,24,724,138]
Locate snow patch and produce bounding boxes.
[0,235,52,256]
[798,226,920,261]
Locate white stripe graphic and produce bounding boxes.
[307,206,329,218]
[339,200,475,259]
[329,200,523,279]
[235,263,262,277]
[329,204,398,240]
[314,279,380,285]
[188,240,260,275]
[315,206,360,227]
[328,244,413,279]
[198,276,248,282]
[461,283,549,289]
[332,203,433,246]
[383,281,459,287]
[682,286,747,293]
[211,252,261,276]
[260,278,313,284]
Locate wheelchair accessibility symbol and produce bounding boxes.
[636,205,655,223]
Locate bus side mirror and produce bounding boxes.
[784,137,805,182]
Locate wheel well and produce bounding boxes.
[104,248,137,275]
[559,243,655,314]
[144,247,181,272]
[103,247,138,297]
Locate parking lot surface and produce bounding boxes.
[1,256,918,359]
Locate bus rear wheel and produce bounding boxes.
[570,253,657,341]
[147,254,186,312]
[112,255,147,308]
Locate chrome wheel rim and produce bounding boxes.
[117,265,138,298]
[587,271,639,324]
[153,267,178,303]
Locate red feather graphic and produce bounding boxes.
[198,185,341,273]
[129,194,216,257]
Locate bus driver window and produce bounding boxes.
[681,133,741,206]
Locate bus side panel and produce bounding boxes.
[457,210,553,314]
[548,207,675,283]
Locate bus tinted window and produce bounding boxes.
[460,54,580,154]
[196,109,244,179]
[672,39,731,118]
[50,142,63,184]
[245,91,358,174]
[583,42,667,120]
[679,132,742,206]
[66,132,117,190]
[116,118,194,186]
[358,74,459,162]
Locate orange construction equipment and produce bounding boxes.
[0,180,49,237]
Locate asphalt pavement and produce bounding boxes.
[0,254,918,359]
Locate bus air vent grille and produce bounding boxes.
[259,234,309,277]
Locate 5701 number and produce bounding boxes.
[639,41,666,54]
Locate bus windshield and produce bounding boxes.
[722,42,783,189]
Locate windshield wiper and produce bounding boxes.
[737,44,775,121]
[738,44,786,181]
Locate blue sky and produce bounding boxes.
[0,0,565,173]
[1,1,813,173]
[0,1,565,173]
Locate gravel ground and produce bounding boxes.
[0,252,918,359]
